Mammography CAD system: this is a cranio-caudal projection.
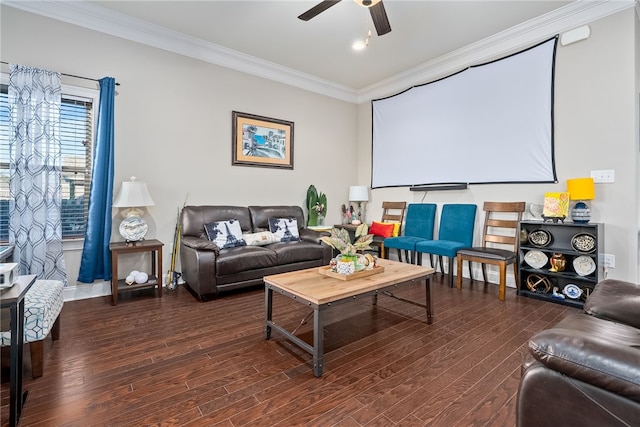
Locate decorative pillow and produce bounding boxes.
[204,219,246,249]
[243,231,279,246]
[369,221,395,238]
[268,217,300,242]
[381,221,401,237]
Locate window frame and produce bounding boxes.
[0,73,100,246]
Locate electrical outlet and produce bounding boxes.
[601,253,615,268]
[591,170,615,183]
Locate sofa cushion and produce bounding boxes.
[182,206,252,239]
[243,231,279,246]
[268,217,300,242]
[205,219,246,249]
[528,314,640,403]
[270,241,328,265]
[585,279,640,329]
[248,206,305,232]
[216,246,277,276]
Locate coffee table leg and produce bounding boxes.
[425,276,433,325]
[313,308,324,377]
[265,286,273,339]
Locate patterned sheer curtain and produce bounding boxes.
[8,64,67,283]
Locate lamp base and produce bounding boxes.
[119,215,148,242]
[571,201,591,224]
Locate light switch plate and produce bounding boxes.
[591,170,614,183]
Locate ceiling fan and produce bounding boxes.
[298,0,392,36]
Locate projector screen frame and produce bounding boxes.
[370,36,559,189]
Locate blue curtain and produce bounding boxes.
[8,64,68,283]
[77,77,115,283]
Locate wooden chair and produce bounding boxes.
[369,201,407,259]
[456,201,526,301]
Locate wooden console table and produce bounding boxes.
[109,239,163,305]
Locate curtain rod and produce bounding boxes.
[0,61,120,86]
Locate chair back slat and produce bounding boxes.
[481,201,526,249]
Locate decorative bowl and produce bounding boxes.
[524,250,548,269]
[562,284,583,299]
[571,233,596,253]
[527,229,552,247]
[573,255,596,276]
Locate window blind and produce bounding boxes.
[0,85,94,242]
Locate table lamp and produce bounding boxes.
[113,176,155,242]
[566,177,595,223]
[348,185,369,223]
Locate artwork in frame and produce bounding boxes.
[232,111,294,169]
[542,192,570,222]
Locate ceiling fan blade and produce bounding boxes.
[298,0,342,21]
[369,1,391,36]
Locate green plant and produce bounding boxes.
[319,224,373,256]
[306,185,327,226]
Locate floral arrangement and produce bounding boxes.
[312,200,326,217]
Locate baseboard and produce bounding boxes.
[63,274,185,302]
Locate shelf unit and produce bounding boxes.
[518,221,603,308]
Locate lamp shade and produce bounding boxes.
[566,178,595,201]
[348,186,369,202]
[113,176,155,208]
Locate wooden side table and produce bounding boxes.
[109,239,163,306]
[1,274,37,427]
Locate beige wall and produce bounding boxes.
[358,9,639,284]
[1,6,358,297]
[1,6,638,297]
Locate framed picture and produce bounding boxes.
[232,111,294,169]
[542,192,569,221]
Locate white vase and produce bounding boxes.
[336,260,355,275]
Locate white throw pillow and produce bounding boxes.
[243,231,279,246]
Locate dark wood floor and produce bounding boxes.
[1,273,578,426]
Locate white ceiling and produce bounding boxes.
[5,1,634,102]
[87,0,571,89]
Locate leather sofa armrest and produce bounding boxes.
[299,228,330,244]
[585,279,640,329]
[182,236,220,256]
[529,318,640,402]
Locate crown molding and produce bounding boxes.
[2,0,359,103]
[357,0,635,102]
[3,0,635,104]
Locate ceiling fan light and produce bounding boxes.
[353,0,381,8]
[352,40,367,50]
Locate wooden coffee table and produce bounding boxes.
[264,258,435,377]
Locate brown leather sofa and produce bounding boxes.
[180,205,332,301]
[516,279,640,426]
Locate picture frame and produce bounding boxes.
[542,192,569,222]
[232,111,294,169]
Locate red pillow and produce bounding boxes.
[369,221,395,238]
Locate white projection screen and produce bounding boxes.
[371,37,558,189]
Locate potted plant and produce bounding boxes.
[320,224,373,274]
[306,185,327,226]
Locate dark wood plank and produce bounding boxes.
[1,275,578,426]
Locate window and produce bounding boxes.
[0,81,97,242]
